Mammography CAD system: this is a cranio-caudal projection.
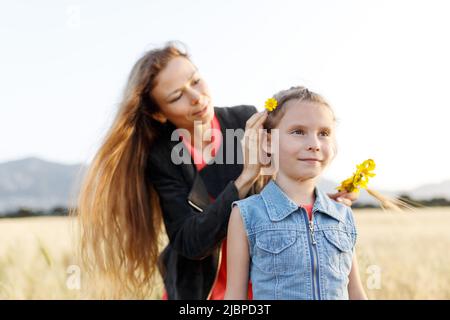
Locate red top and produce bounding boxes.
[303,203,314,220]
[180,114,222,171]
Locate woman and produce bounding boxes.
[77,42,357,299]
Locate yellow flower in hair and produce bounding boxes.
[264,98,278,112]
[337,159,376,193]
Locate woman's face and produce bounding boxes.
[272,100,336,182]
[151,56,214,129]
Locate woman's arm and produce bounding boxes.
[149,159,240,260]
[224,206,250,300]
[348,249,368,300]
[148,109,266,260]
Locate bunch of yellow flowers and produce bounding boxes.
[337,159,376,193]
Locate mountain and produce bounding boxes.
[399,180,450,200]
[0,157,85,214]
[0,157,449,215]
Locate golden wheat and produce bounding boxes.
[0,208,449,299]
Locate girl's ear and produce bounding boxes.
[260,129,279,176]
[151,112,168,124]
[261,130,271,155]
[260,130,272,169]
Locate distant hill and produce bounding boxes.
[400,180,450,200]
[0,157,85,214]
[0,157,449,215]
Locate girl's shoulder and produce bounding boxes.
[317,189,357,234]
[232,194,268,229]
[232,193,264,209]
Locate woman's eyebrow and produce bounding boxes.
[166,71,197,100]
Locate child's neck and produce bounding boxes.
[275,173,316,207]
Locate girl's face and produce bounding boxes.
[151,56,214,128]
[272,100,336,182]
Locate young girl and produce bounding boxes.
[225,86,367,300]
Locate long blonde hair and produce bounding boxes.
[74,43,188,297]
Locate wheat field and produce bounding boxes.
[0,208,449,299]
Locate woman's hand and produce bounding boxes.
[327,190,359,207]
[241,110,268,179]
[235,111,268,198]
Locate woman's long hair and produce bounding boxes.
[74,43,188,298]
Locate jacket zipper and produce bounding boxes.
[303,210,321,300]
[206,242,222,299]
[188,199,204,213]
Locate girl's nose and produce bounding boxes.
[307,135,320,152]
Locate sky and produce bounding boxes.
[1,0,449,191]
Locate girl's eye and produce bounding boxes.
[193,78,201,85]
[319,130,330,137]
[292,129,305,135]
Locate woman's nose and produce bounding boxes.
[191,97,199,105]
[190,90,201,105]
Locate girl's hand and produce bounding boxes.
[327,190,359,207]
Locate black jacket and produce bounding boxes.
[147,105,257,299]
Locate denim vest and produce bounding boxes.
[232,180,357,300]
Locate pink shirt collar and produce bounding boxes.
[181,114,222,171]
